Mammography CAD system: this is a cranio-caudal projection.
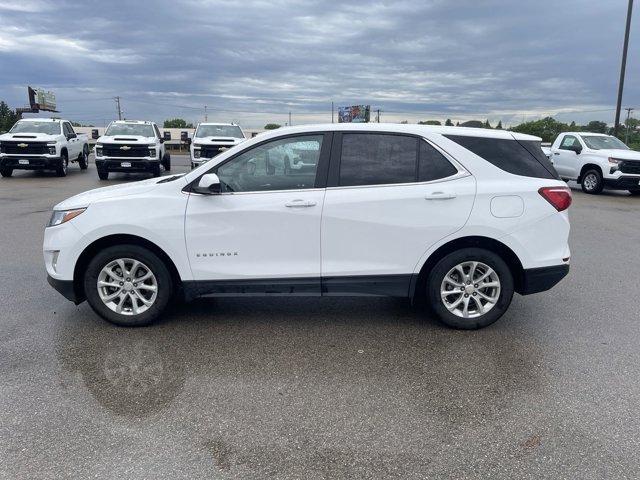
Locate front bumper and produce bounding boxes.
[95,157,159,173]
[518,264,569,295]
[0,156,62,170]
[47,274,82,304]
[604,176,640,190]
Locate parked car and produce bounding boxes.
[548,132,640,194]
[190,123,246,169]
[0,118,89,177]
[94,120,170,180]
[44,124,571,329]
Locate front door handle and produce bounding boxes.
[554,152,560,155]
[285,199,317,208]
[425,191,456,200]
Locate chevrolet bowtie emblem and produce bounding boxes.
[17,143,28,148]
[120,145,131,150]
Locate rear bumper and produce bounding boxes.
[0,156,61,170]
[95,157,159,173]
[47,274,82,304]
[604,176,640,190]
[518,264,569,295]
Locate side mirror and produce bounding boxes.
[570,145,582,154]
[193,173,221,195]
[159,138,164,143]
[67,133,76,140]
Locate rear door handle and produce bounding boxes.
[285,199,317,208]
[425,191,456,200]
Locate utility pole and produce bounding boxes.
[376,109,381,123]
[204,105,208,122]
[615,0,634,135]
[331,102,334,123]
[289,111,292,126]
[624,107,634,144]
[114,96,123,120]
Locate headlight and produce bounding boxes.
[194,148,201,159]
[47,208,86,227]
[96,144,103,157]
[608,157,622,165]
[149,148,156,157]
[48,145,56,155]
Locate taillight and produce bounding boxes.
[538,186,572,212]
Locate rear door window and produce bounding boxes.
[339,133,417,186]
[419,140,458,181]
[444,135,559,179]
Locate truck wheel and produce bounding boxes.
[426,248,514,330]
[1,167,13,177]
[78,146,89,170]
[83,244,173,327]
[581,169,603,194]
[152,164,161,177]
[56,152,68,177]
[97,167,109,180]
[162,153,171,171]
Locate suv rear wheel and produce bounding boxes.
[83,244,172,327]
[427,248,514,329]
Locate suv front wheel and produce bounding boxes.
[427,248,514,329]
[83,244,172,327]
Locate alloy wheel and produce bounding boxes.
[97,258,158,315]
[440,261,501,318]
[583,173,598,191]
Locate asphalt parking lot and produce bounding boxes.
[1,154,640,479]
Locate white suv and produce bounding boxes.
[44,124,571,329]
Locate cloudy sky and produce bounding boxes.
[0,0,638,128]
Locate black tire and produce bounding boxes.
[97,167,109,180]
[151,163,161,177]
[162,153,171,171]
[78,146,88,170]
[426,248,514,330]
[628,189,640,196]
[56,152,68,177]
[581,168,604,194]
[83,244,173,327]
[1,167,13,177]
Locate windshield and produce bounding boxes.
[10,121,60,135]
[581,135,629,150]
[196,125,244,138]
[106,123,155,137]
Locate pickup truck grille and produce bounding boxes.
[1,141,48,155]
[201,145,230,158]
[102,144,150,158]
[619,160,640,175]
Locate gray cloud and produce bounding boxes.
[0,0,637,127]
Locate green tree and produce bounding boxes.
[264,123,281,130]
[495,120,503,130]
[418,120,441,125]
[459,120,484,128]
[445,119,454,126]
[510,117,571,143]
[483,119,492,129]
[581,120,608,134]
[0,101,18,133]
[164,118,194,128]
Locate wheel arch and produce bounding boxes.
[72,234,183,303]
[577,163,603,183]
[410,235,525,300]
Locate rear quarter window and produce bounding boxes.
[444,135,559,180]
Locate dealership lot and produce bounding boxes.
[1,155,640,479]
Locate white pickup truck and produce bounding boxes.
[94,120,170,180]
[190,123,246,169]
[0,118,89,177]
[546,132,640,195]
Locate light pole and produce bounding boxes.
[614,0,634,135]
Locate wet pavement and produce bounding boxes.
[1,156,639,479]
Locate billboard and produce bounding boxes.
[338,105,370,123]
[28,87,57,112]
